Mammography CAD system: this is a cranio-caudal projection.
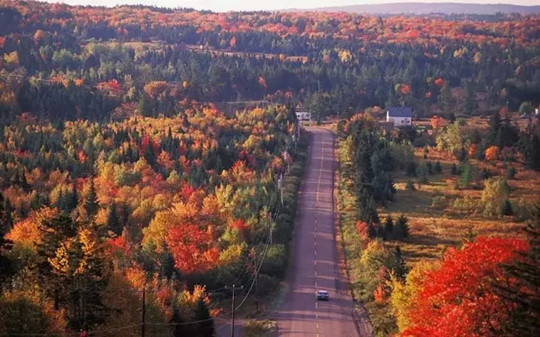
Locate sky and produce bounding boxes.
[40,1,540,12]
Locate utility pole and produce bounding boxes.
[228,284,243,337]
[141,284,146,337]
[231,284,237,337]
[278,174,284,207]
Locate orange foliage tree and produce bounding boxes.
[143,81,169,99]
[468,144,477,158]
[485,145,499,162]
[166,223,220,274]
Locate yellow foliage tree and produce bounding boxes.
[388,261,436,332]
[3,51,19,68]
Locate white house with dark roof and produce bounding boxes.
[295,111,311,122]
[386,107,412,127]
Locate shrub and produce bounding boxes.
[450,195,479,214]
[260,244,287,277]
[513,198,535,221]
[244,319,277,337]
[426,161,433,174]
[435,161,442,173]
[450,163,458,175]
[506,166,516,180]
[406,162,417,177]
[416,164,429,184]
[405,179,416,191]
[481,167,492,180]
[412,135,435,148]
[431,196,447,208]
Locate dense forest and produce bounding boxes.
[0,105,307,335]
[0,0,539,336]
[0,0,539,124]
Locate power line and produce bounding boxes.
[0,316,228,337]
[233,213,274,312]
[207,209,274,294]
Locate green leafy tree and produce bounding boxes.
[518,102,533,115]
[436,122,465,158]
[481,178,510,218]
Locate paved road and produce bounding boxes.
[274,127,359,337]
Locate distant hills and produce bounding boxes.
[285,2,540,15]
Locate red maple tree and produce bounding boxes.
[167,223,220,274]
[401,237,528,337]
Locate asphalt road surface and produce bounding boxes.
[274,127,360,337]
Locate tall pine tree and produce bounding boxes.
[84,179,99,218]
[193,295,214,337]
[496,206,540,336]
[107,203,121,236]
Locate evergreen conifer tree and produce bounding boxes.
[84,180,99,217]
[0,193,13,288]
[395,214,410,239]
[435,161,442,173]
[496,206,540,336]
[37,215,108,329]
[193,296,214,337]
[67,183,78,212]
[107,203,121,236]
[171,304,190,337]
[384,215,394,236]
[393,246,408,281]
[501,200,513,216]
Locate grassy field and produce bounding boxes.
[385,147,540,267]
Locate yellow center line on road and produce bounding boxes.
[315,136,326,337]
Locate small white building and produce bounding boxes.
[386,107,412,127]
[295,111,312,122]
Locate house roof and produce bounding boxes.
[387,107,412,118]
